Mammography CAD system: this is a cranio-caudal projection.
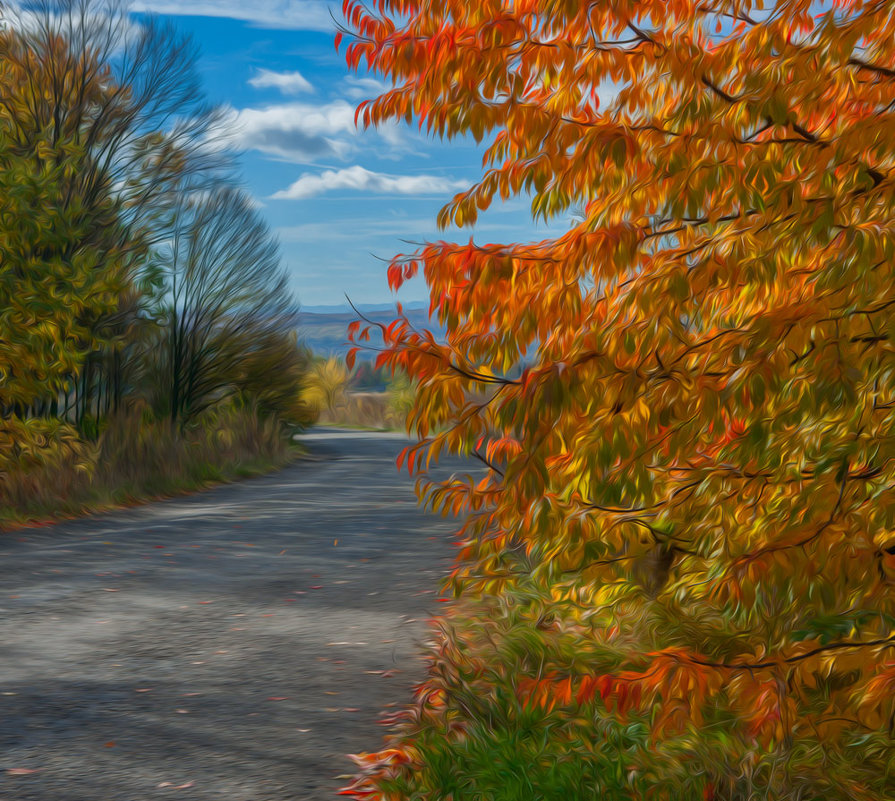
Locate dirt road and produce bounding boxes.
[0,429,464,801]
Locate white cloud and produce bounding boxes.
[270,165,467,200]
[341,76,391,101]
[211,99,407,162]
[129,1,336,32]
[248,68,314,95]
[1,1,144,54]
[216,100,356,161]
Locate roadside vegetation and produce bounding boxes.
[0,0,314,530]
[300,356,414,431]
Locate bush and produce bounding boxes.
[343,587,895,801]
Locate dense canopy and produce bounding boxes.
[342,1,895,799]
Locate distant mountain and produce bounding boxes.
[296,304,443,359]
[300,302,428,315]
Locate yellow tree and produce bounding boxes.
[0,0,223,428]
[340,1,895,799]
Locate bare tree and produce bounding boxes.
[150,184,298,426]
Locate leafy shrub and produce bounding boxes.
[344,589,895,801]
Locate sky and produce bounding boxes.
[122,1,567,310]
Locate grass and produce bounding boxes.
[0,404,304,532]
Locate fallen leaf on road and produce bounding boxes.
[324,691,340,696]
[103,588,120,592]
[279,549,287,555]
[7,768,40,776]
[176,709,189,714]
[135,688,152,693]
[105,742,115,748]
[310,585,323,590]
[267,696,289,701]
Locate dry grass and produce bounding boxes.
[0,404,299,530]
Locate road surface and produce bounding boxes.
[0,429,466,801]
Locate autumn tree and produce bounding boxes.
[301,356,349,418]
[340,1,895,799]
[0,0,223,430]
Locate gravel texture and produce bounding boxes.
[0,429,464,801]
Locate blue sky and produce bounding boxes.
[124,1,567,309]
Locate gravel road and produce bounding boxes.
[0,429,466,801]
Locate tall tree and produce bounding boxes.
[0,0,223,426]
[149,184,296,426]
[341,1,895,799]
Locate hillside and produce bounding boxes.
[297,304,443,359]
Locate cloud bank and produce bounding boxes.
[218,100,355,161]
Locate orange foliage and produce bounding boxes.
[342,1,895,798]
